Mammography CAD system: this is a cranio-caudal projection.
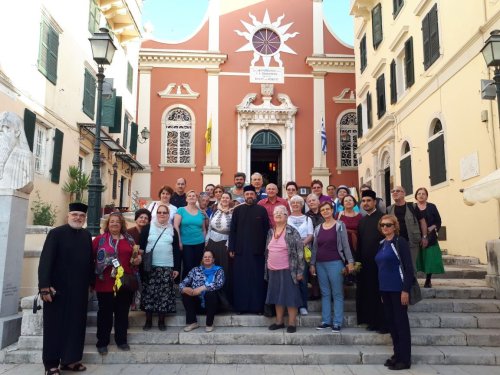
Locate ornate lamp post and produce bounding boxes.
[87,28,116,236]
[481,30,500,127]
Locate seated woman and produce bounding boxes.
[179,250,225,332]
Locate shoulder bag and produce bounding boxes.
[142,227,168,273]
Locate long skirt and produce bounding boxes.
[141,266,176,313]
[416,243,445,274]
[266,269,302,308]
[206,239,232,304]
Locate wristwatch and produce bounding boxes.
[422,235,428,239]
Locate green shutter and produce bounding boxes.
[38,19,59,84]
[123,115,129,150]
[360,35,367,73]
[24,109,36,152]
[357,104,363,138]
[405,37,415,87]
[127,63,133,93]
[372,4,383,49]
[390,60,397,104]
[422,12,430,69]
[88,0,100,34]
[429,4,440,65]
[101,89,116,127]
[428,135,446,185]
[50,129,64,184]
[129,122,138,154]
[367,92,373,129]
[83,69,96,119]
[376,74,386,119]
[111,96,122,133]
[400,156,413,195]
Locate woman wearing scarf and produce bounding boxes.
[92,212,141,355]
[179,250,225,332]
[139,204,181,331]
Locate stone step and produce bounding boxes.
[6,344,500,365]
[16,327,500,349]
[84,311,500,330]
[417,265,486,279]
[442,255,481,266]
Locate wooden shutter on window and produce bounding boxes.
[422,12,430,69]
[109,96,122,134]
[372,4,383,49]
[400,156,413,195]
[429,4,440,65]
[38,20,59,84]
[360,35,367,73]
[357,104,363,138]
[390,60,397,104]
[129,122,138,155]
[83,69,96,119]
[367,92,373,129]
[376,74,386,119]
[405,37,415,87]
[428,135,446,185]
[50,129,64,183]
[24,108,36,152]
[101,89,116,128]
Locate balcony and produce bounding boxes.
[350,0,376,19]
[98,0,142,44]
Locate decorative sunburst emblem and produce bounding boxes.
[235,10,299,67]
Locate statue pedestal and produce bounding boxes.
[0,189,29,347]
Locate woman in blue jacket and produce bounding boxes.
[375,214,414,371]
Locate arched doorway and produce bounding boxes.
[251,130,282,189]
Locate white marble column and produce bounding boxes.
[208,0,220,52]
[311,71,330,186]
[312,0,324,55]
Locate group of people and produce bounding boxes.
[37,172,444,374]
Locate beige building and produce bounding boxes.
[351,0,500,262]
[0,0,143,225]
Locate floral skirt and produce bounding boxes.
[141,266,176,313]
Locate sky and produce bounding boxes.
[142,0,354,46]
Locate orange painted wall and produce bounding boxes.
[323,23,353,55]
[142,22,209,50]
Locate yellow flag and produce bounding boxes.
[205,115,212,154]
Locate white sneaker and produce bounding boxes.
[183,322,199,332]
[299,307,308,316]
[205,325,214,332]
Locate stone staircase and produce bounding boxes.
[6,255,500,366]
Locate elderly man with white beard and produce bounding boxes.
[0,111,33,193]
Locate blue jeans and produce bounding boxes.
[316,260,344,326]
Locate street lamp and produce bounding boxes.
[138,126,150,143]
[481,30,500,127]
[87,28,116,236]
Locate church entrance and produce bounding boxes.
[250,131,282,191]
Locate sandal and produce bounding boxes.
[60,363,87,372]
[46,369,60,375]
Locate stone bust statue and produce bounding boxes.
[0,111,34,193]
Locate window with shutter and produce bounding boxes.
[422,4,440,70]
[50,129,64,184]
[404,37,415,88]
[400,142,413,194]
[88,0,100,34]
[372,4,383,49]
[357,104,363,138]
[127,63,133,93]
[390,60,397,104]
[360,35,367,73]
[129,122,138,155]
[34,125,48,174]
[376,74,386,119]
[109,96,122,134]
[101,89,116,127]
[123,115,130,150]
[428,120,446,185]
[83,69,96,119]
[393,0,404,18]
[24,108,36,152]
[367,92,373,129]
[38,18,59,85]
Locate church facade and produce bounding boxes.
[134,0,358,198]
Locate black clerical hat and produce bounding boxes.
[69,202,88,213]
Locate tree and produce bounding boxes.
[62,166,90,202]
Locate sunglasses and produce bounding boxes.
[379,223,394,228]
[157,211,168,215]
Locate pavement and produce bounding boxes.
[3,364,500,375]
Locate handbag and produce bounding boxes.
[120,273,139,292]
[143,226,168,273]
[391,237,422,305]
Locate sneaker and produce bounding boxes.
[299,307,308,316]
[205,325,214,332]
[184,322,199,332]
[316,323,331,330]
[332,324,341,333]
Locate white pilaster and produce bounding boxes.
[312,0,324,55]
[311,71,330,186]
[208,0,220,52]
[132,66,152,200]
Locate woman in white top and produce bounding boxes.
[205,191,233,306]
[147,185,178,224]
[287,194,314,316]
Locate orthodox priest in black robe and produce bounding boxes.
[38,203,93,373]
[356,190,387,332]
[228,185,270,313]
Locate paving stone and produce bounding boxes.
[179,327,285,345]
[338,329,391,346]
[453,300,500,313]
[436,346,496,365]
[408,313,440,328]
[476,313,500,328]
[411,328,467,346]
[214,345,304,364]
[206,364,239,375]
[438,313,478,328]
[146,345,216,364]
[301,345,361,365]
[458,328,500,346]
[360,345,444,365]
[85,327,180,345]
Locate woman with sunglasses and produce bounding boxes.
[375,214,414,371]
[139,204,180,331]
[310,201,354,333]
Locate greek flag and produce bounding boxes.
[321,117,327,154]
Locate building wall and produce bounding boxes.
[352,0,500,261]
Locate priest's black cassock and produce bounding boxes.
[38,224,93,367]
[229,202,270,313]
[356,209,387,330]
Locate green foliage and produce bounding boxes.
[31,191,57,226]
[62,166,90,202]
